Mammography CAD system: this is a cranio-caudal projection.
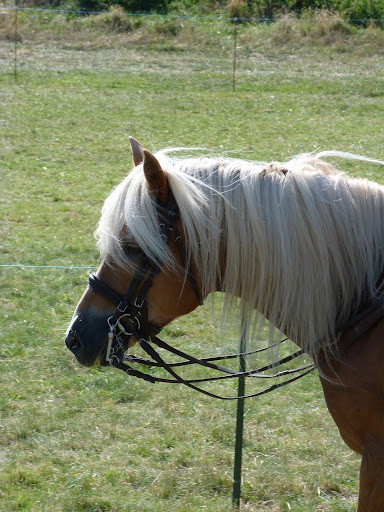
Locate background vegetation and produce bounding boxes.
[4,0,384,23]
[1,9,384,512]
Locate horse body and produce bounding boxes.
[319,310,384,511]
[65,138,384,511]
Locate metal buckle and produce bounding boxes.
[134,297,144,308]
[117,302,128,313]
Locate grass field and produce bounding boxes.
[1,11,384,512]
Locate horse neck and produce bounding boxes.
[188,163,384,359]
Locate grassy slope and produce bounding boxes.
[1,14,384,512]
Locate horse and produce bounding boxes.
[65,137,384,511]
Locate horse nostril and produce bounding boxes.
[65,330,81,352]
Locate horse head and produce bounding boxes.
[65,138,202,367]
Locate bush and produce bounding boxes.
[271,9,356,45]
[333,0,384,24]
[245,0,384,23]
[58,0,169,13]
[85,6,135,30]
[12,0,384,24]
[219,0,384,23]
[153,17,183,35]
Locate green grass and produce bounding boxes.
[2,13,384,512]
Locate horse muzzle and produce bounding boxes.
[65,311,110,367]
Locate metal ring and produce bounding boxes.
[116,323,133,337]
[109,354,120,367]
[134,316,141,331]
[116,314,134,336]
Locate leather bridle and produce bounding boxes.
[87,191,384,399]
[88,194,203,375]
[87,192,320,400]
[87,190,384,399]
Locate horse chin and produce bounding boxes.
[72,342,108,368]
[96,351,112,367]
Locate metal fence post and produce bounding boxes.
[14,0,18,81]
[232,314,246,508]
[232,17,238,92]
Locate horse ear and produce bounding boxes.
[143,149,168,204]
[129,136,144,166]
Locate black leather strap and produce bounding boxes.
[88,273,123,307]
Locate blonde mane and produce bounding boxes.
[96,150,384,360]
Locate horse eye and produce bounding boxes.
[121,238,143,258]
